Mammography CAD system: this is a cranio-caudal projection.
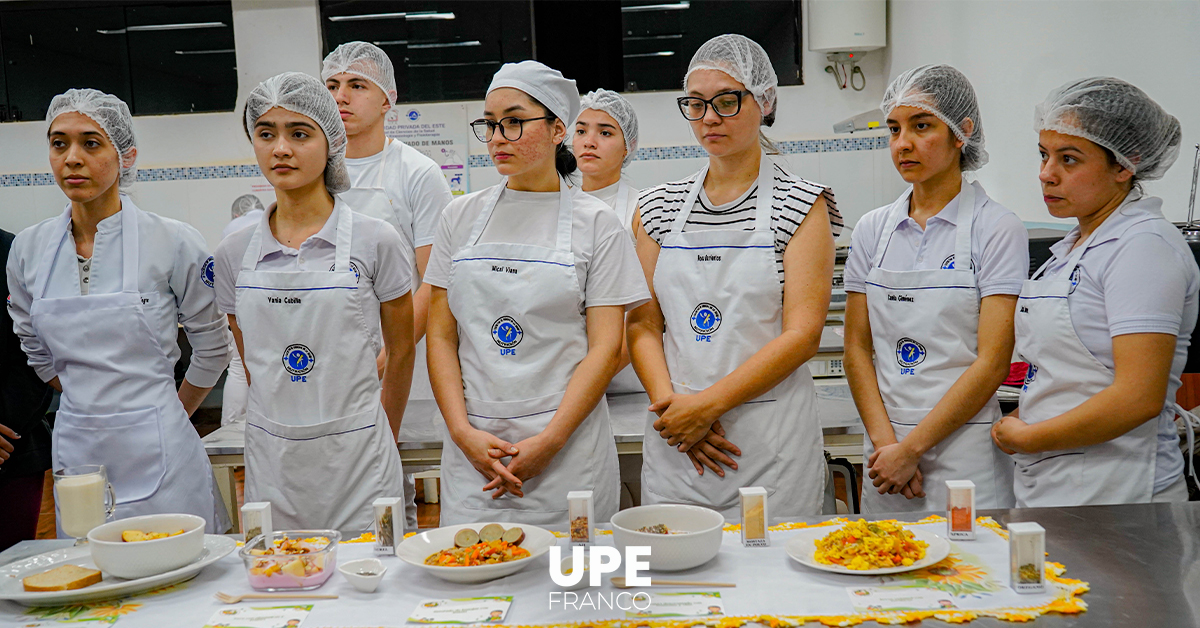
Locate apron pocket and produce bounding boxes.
[54,406,166,505]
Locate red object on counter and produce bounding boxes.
[1004,362,1029,387]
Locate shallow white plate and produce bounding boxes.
[396,523,556,584]
[0,535,236,606]
[785,525,951,575]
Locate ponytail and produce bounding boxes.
[555,141,577,179]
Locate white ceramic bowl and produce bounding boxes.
[396,523,556,584]
[338,558,387,593]
[610,504,725,571]
[88,514,205,579]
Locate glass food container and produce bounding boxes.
[239,530,341,591]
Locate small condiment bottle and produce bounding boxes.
[1007,522,1046,594]
[567,490,594,546]
[945,480,975,541]
[739,487,769,547]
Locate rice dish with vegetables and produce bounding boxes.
[813,519,927,570]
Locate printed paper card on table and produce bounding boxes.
[407,596,512,624]
[624,592,724,619]
[202,604,312,628]
[847,586,963,613]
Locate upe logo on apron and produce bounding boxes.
[283,344,316,381]
[328,261,361,283]
[1069,267,1081,294]
[690,302,722,342]
[895,337,926,374]
[492,316,523,355]
[1023,364,1038,391]
[201,256,215,288]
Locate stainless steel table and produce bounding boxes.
[4,502,1197,626]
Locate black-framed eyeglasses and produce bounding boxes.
[470,116,555,142]
[676,90,749,121]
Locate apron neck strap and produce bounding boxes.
[375,139,391,188]
[118,196,139,293]
[613,178,631,228]
[872,178,976,269]
[469,178,574,253]
[34,198,138,297]
[241,210,268,271]
[673,151,773,235]
[332,202,353,271]
[952,180,977,270]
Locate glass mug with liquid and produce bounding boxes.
[53,465,116,544]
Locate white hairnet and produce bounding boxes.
[46,88,138,190]
[244,72,350,194]
[1035,77,1182,181]
[231,193,264,218]
[322,42,398,106]
[578,89,639,166]
[488,61,579,133]
[685,34,778,124]
[881,64,989,171]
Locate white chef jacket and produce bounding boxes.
[6,200,231,387]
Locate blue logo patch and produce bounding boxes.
[1069,267,1081,294]
[491,316,523,349]
[1023,364,1038,391]
[329,261,361,283]
[282,344,315,376]
[201,256,215,288]
[689,302,722,335]
[407,109,420,121]
[896,337,927,368]
[940,254,975,271]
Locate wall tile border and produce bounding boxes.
[0,136,888,187]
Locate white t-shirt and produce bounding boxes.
[223,209,264,241]
[213,200,414,349]
[1037,195,1199,493]
[584,179,640,238]
[7,199,230,387]
[425,184,650,312]
[344,139,453,248]
[844,184,1030,297]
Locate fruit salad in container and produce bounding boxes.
[238,530,341,591]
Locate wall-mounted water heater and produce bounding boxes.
[807,0,886,91]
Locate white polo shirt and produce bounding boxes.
[213,200,413,349]
[1037,195,1199,492]
[425,185,650,312]
[344,139,454,249]
[844,183,1030,297]
[6,198,230,387]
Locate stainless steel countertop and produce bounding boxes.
[203,379,869,456]
[4,502,1197,626]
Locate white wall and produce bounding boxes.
[21,1,1196,248]
[886,0,1200,224]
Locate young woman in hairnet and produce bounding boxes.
[992,77,1197,507]
[629,34,842,520]
[844,65,1027,513]
[212,72,415,530]
[6,89,230,533]
[425,61,650,525]
[573,89,644,394]
[323,41,454,531]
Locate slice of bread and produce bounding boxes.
[23,564,103,592]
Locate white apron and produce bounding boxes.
[641,154,825,521]
[439,180,620,525]
[236,204,406,531]
[602,178,644,394]
[341,138,427,530]
[1012,211,1161,507]
[32,201,217,534]
[861,181,1014,513]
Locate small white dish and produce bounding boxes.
[338,558,386,593]
[558,555,590,591]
